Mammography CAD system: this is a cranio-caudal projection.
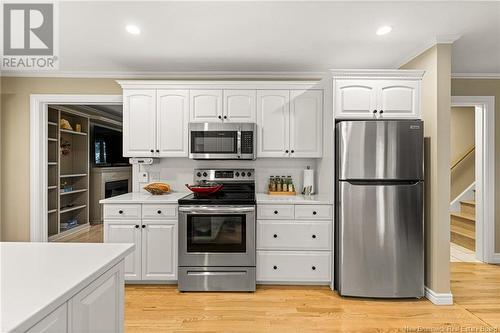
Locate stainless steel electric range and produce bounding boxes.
[178,168,256,292]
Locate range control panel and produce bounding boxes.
[194,169,255,182]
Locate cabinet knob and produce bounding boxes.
[274,210,278,215]
[312,234,317,239]
[135,225,139,228]
[142,225,146,228]
[273,234,278,238]
[273,265,278,270]
[156,149,160,153]
[291,150,295,153]
[218,115,222,119]
[312,266,316,271]
[224,116,227,119]
[379,110,384,114]
[157,210,162,214]
[312,211,317,215]
[118,210,123,214]
[285,150,289,153]
[150,149,154,153]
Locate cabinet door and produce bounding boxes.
[104,221,141,281]
[289,90,323,158]
[141,220,177,280]
[223,90,256,122]
[71,263,124,333]
[190,89,223,122]
[334,80,377,119]
[256,90,290,158]
[123,89,157,157]
[27,303,68,333]
[157,90,189,157]
[378,80,420,119]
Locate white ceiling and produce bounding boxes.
[12,1,500,75]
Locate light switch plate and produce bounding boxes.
[139,171,149,183]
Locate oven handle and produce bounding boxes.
[187,271,248,276]
[179,206,255,214]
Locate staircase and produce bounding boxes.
[450,199,476,251]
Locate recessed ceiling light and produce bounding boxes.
[126,25,140,35]
[376,26,392,36]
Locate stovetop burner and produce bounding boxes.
[179,168,256,206]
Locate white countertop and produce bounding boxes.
[99,192,190,204]
[1,242,134,333]
[256,193,333,205]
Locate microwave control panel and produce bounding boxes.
[241,131,254,154]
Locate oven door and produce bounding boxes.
[178,206,256,267]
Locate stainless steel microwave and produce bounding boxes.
[189,123,257,160]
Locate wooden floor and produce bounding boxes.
[125,262,500,332]
[60,223,103,243]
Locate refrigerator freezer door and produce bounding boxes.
[337,120,423,180]
[338,181,424,298]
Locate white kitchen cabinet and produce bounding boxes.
[105,222,142,281]
[157,90,189,157]
[223,89,256,123]
[334,80,378,119]
[256,90,290,158]
[257,220,331,251]
[289,90,323,158]
[141,220,177,280]
[70,262,124,333]
[190,89,223,122]
[332,70,423,119]
[123,89,157,157]
[26,304,68,333]
[378,80,420,118]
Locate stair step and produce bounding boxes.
[451,224,475,238]
[451,231,475,251]
[451,211,475,222]
[460,200,476,216]
[451,217,475,233]
[461,200,476,206]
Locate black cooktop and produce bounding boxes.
[178,192,256,205]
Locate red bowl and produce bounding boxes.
[185,184,223,195]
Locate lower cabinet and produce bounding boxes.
[256,203,333,284]
[103,203,178,282]
[26,262,124,333]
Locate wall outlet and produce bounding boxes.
[139,171,149,183]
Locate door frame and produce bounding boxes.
[451,96,495,263]
[30,94,123,242]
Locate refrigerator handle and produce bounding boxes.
[346,180,421,186]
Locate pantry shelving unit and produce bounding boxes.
[47,107,90,241]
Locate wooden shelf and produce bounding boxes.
[49,223,89,242]
[48,121,58,126]
[60,173,87,178]
[60,204,87,214]
[48,138,58,142]
[60,189,88,196]
[60,129,87,136]
[48,186,58,190]
[48,162,58,166]
[48,209,57,214]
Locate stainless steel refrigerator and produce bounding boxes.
[335,120,424,298]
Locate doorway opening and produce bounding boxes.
[449,96,495,263]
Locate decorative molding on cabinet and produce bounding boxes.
[424,287,453,305]
[330,69,425,80]
[117,80,322,90]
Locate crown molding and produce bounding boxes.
[329,69,425,79]
[452,73,500,79]
[0,70,326,80]
[395,34,462,69]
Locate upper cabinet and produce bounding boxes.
[157,90,189,157]
[224,90,256,123]
[257,90,323,158]
[332,70,424,120]
[190,90,223,122]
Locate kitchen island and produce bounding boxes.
[1,242,134,333]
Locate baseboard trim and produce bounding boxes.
[425,287,453,305]
[489,253,500,264]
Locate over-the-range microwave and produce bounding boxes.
[189,122,256,160]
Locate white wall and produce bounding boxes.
[132,158,318,194]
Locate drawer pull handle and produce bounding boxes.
[273,265,278,270]
[274,210,278,215]
[312,211,317,215]
[142,225,146,228]
[312,266,316,271]
[118,210,123,214]
[312,234,316,239]
[157,210,162,214]
[273,234,278,238]
[135,225,139,228]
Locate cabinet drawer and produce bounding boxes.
[103,204,141,220]
[257,251,331,282]
[257,220,331,250]
[257,205,294,220]
[294,205,332,220]
[142,204,177,219]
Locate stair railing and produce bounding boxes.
[451,145,475,171]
